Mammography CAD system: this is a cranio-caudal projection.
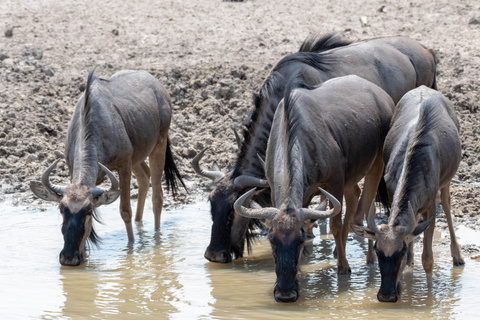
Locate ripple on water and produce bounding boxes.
[1,201,480,319]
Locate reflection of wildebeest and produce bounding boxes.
[351,86,464,302]
[234,75,395,302]
[30,70,186,266]
[193,34,437,264]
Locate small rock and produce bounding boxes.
[32,48,43,60]
[112,28,119,36]
[360,16,369,27]
[468,17,480,25]
[44,69,54,77]
[26,154,37,163]
[4,26,13,38]
[2,58,14,67]
[378,5,387,13]
[0,53,8,61]
[54,150,65,159]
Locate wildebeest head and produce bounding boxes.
[192,148,269,263]
[352,202,434,302]
[30,159,120,266]
[234,187,341,302]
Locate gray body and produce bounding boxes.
[66,70,172,186]
[195,34,436,264]
[352,86,464,302]
[235,75,395,302]
[31,70,184,265]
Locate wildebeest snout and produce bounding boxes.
[274,284,299,303]
[204,248,231,263]
[59,250,83,266]
[377,290,399,302]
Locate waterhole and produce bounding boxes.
[1,200,479,319]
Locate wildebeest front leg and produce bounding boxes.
[341,184,360,256]
[119,165,135,242]
[441,184,465,266]
[353,153,385,264]
[406,241,414,267]
[149,136,168,230]
[329,187,350,275]
[422,206,436,287]
[133,161,151,222]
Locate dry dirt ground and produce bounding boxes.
[1,0,479,253]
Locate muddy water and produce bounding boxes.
[1,201,480,319]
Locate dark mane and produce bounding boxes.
[398,98,441,210]
[281,75,317,195]
[274,51,336,73]
[82,69,96,139]
[231,72,285,178]
[79,69,100,182]
[87,208,102,248]
[231,34,351,180]
[299,33,352,53]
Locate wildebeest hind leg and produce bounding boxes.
[441,184,465,266]
[149,136,168,230]
[133,161,151,222]
[422,206,436,287]
[119,164,135,242]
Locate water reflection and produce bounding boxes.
[0,200,479,319]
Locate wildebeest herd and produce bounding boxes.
[30,33,464,303]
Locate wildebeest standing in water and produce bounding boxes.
[193,33,436,265]
[351,86,464,302]
[235,75,395,302]
[30,70,186,266]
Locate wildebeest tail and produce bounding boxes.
[164,138,188,197]
[299,33,352,53]
[430,49,438,90]
[376,172,391,215]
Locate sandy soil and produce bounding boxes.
[1,0,479,243]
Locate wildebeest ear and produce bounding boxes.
[94,190,121,207]
[409,214,435,239]
[30,181,62,202]
[350,224,377,240]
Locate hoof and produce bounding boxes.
[337,266,351,275]
[453,258,465,266]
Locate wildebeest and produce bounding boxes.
[351,86,464,302]
[234,75,395,302]
[30,70,186,266]
[193,33,436,264]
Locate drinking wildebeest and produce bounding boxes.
[234,75,395,302]
[193,33,436,264]
[30,70,186,266]
[351,86,464,302]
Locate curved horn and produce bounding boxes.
[367,201,379,234]
[234,188,278,220]
[191,147,225,181]
[300,187,341,220]
[91,163,119,197]
[404,201,417,235]
[98,162,119,191]
[233,175,269,189]
[41,159,66,196]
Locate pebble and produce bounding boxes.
[4,26,13,38]
[469,17,480,25]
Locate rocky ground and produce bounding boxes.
[1,1,479,255]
